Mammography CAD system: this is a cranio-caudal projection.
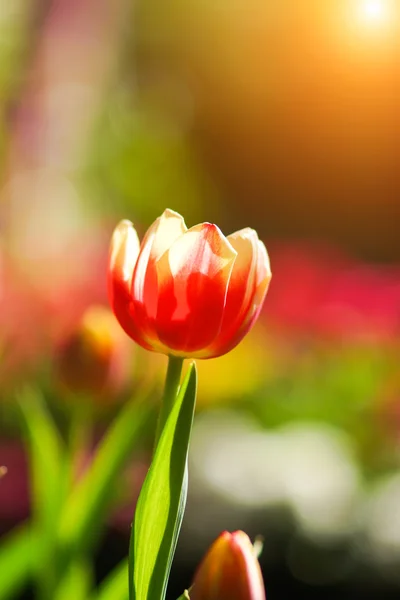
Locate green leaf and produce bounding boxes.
[0,524,40,600]
[18,388,67,599]
[53,558,93,600]
[129,362,197,600]
[95,559,129,600]
[176,591,190,600]
[58,392,152,555]
[18,387,66,529]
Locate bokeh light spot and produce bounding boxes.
[359,0,393,25]
[364,0,385,19]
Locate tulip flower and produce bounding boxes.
[108,209,271,358]
[55,305,132,399]
[190,530,266,600]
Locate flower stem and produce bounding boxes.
[67,399,92,489]
[154,355,184,448]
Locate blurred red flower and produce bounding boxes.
[264,241,400,342]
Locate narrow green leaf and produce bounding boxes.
[130,362,197,600]
[0,524,39,600]
[94,559,129,600]
[18,387,66,526]
[58,393,152,555]
[18,388,67,599]
[176,591,190,599]
[53,558,93,600]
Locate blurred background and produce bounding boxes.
[0,0,399,598]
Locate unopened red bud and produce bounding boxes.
[191,530,266,600]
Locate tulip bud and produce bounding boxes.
[55,305,132,400]
[191,530,266,600]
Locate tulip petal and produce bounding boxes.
[155,223,237,355]
[109,220,140,284]
[246,240,272,324]
[191,531,266,600]
[231,532,266,600]
[232,239,272,336]
[108,220,152,348]
[206,239,271,358]
[205,228,258,353]
[131,209,187,346]
[151,208,188,260]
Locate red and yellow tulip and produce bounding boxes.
[108,209,271,358]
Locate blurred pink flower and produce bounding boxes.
[40,223,109,345]
[318,266,400,342]
[263,241,400,343]
[0,223,112,387]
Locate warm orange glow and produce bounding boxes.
[364,0,385,19]
[359,0,391,24]
[344,0,397,46]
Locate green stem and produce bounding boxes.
[67,399,92,489]
[154,356,184,448]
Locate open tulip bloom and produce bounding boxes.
[108,209,270,600]
[108,209,271,359]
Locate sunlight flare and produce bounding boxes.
[360,0,392,24]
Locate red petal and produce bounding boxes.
[108,220,152,349]
[131,209,187,348]
[206,239,271,358]
[244,240,272,327]
[231,531,266,600]
[205,228,258,356]
[155,223,237,355]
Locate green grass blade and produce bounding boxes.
[18,388,67,599]
[53,557,93,600]
[58,393,152,555]
[94,559,129,600]
[129,362,197,600]
[18,387,66,526]
[0,524,39,600]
